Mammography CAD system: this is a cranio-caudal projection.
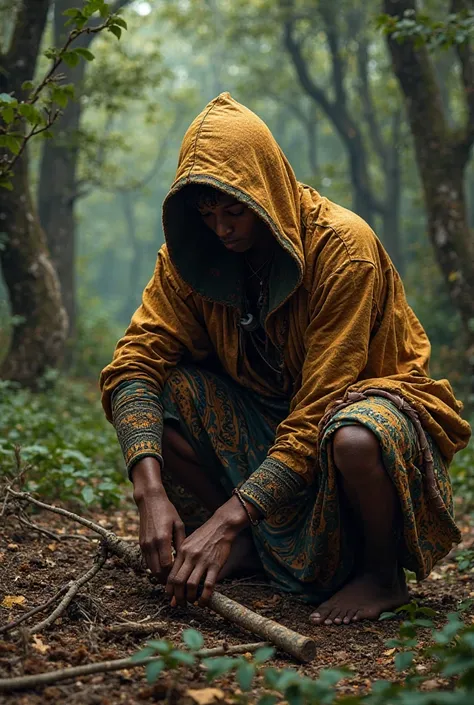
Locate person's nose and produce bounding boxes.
[215,215,232,239]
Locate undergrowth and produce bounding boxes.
[0,374,125,508]
[133,605,474,705]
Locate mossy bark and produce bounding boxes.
[0,0,68,384]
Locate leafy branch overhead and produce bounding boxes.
[377,7,474,50]
[0,0,128,190]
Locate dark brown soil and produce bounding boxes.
[1,495,473,704]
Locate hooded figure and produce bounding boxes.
[100,93,471,624]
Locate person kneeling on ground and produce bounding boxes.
[100,93,471,625]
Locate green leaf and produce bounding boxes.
[394,651,414,671]
[146,658,165,684]
[62,51,80,68]
[253,646,275,664]
[51,87,69,109]
[113,16,128,29]
[5,135,22,155]
[146,640,171,654]
[0,93,15,103]
[0,178,13,191]
[18,104,42,125]
[131,646,156,663]
[74,47,95,62]
[108,25,122,40]
[2,106,15,124]
[202,656,237,680]
[169,650,195,666]
[81,486,94,504]
[182,629,204,651]
[21,81,34,92]
[236,661,255,692]
[379,611,397,621]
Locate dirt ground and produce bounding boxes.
[1,495,473,704]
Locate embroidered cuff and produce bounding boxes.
[239,457,306,518]
[111,379,164,480]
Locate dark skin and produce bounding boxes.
[132,191,409,622]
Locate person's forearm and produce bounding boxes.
[132,457,167,503]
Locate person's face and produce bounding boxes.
[197,193,263,253]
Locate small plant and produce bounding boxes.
[454,548,474,573]
[0,377,125,508]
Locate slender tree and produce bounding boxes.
[0,0,68,385]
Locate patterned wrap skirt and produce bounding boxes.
[160,365,460,604]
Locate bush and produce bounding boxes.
[0,375,126,508]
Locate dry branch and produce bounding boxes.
[29,542,108,633]
[0,642,268,693]
[105,621,169,636]
[7,489,316,661]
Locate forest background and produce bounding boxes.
[1,1,474,702]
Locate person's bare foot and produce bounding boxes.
[218,531,262,580]
[309,571,409,625]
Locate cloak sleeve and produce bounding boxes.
[239,259,378,517]
[100,248,211,473]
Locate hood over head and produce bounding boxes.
[162,93,304,314]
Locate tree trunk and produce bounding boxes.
[384,0,474,358]
[37,0,132,341]
[0,0,68,385]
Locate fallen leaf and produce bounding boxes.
[2,595,26,609]
[32,634,49,654]
[47,543,57,552]
[186,688,225,705]
[383,648,396,656]
[0,552,5,562]
[7,543,19,551]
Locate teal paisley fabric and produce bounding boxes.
[157,365,460,603]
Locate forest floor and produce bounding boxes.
[1,496,474,705]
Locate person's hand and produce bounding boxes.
[132,458,185,584]
[165,494,254,606]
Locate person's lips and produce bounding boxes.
[221,238,244,249]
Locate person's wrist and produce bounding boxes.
[131,457,166,503]
[215,495,258,534]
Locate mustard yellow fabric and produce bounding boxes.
[100,93,471,491]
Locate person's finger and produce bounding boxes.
[168,559,194,607]
[157,534,174,580]
[185,564,206,605]
[199,564,220,606]
[166,552,185,597]
[140,536,161,576]
[173,519,186,554]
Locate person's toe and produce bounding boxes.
[343,609,357,624]
[324,606,342,625]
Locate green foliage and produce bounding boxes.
[0,0,128,188]
[377,8,474,50]
[450,438,474,510]
[131,610,474,703]
[0,376,125,508]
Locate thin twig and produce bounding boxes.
[29,542,108,634]
[16,511,91,543]
[0,585,70,635]
[0,642,269,692]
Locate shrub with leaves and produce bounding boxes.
[0,376,125,508]
[0,0,128,189]
[131,605,474,705]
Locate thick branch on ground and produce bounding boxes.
[0,642,269,693]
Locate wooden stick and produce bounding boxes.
[8,489,316,661]
[105,621,168,636]
[209,592,316,663]
[0,642,268,692]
